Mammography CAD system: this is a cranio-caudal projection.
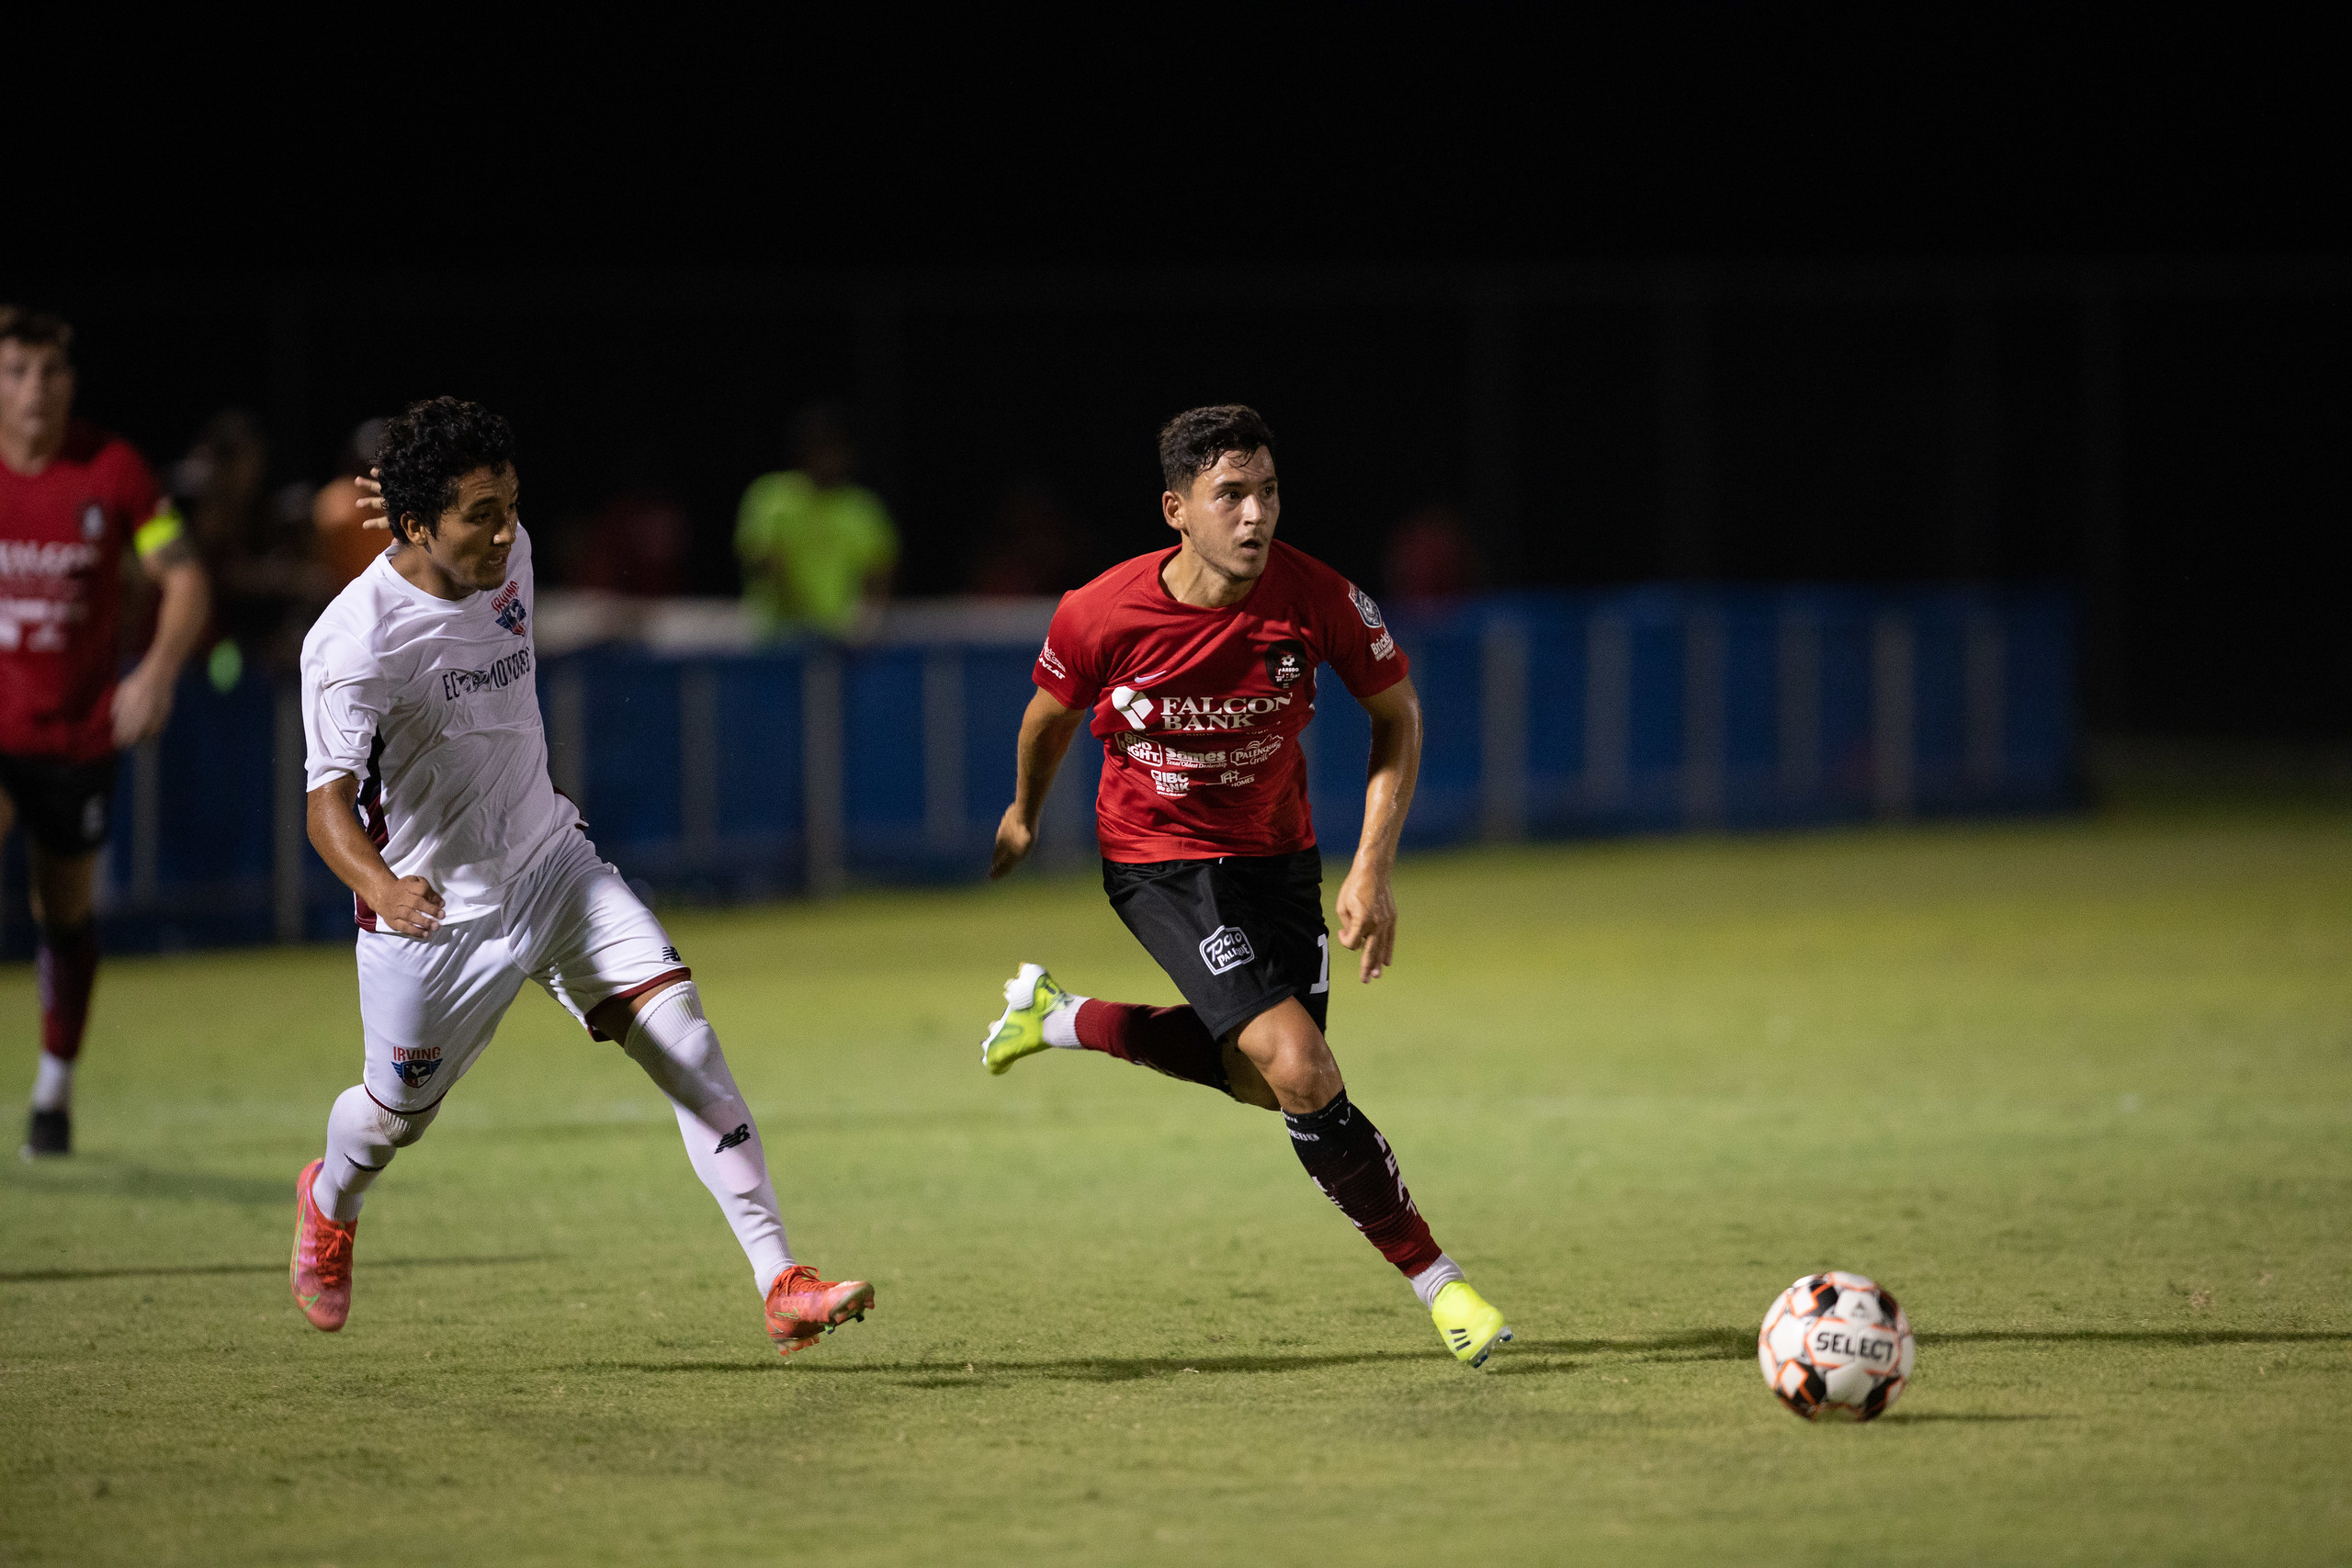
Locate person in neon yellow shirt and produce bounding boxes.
[735,408,897,639]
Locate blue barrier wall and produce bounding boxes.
[0,585,2074,957]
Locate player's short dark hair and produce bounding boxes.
[0,305,74,360]
[377,396,517,540]
[1158,404,1274,495]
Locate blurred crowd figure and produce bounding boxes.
[1383,503,1487,608]
[169,410,327,680]
[736,405,897,639]
[311,418,390,593]
[967,485,1084,597]
[554,442,695,598]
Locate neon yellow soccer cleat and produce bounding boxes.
[1432,1280,1513,1369]
[982,962,1067,1075]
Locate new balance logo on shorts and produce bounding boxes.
[715,1122,752,1156]
[1198,925,1255,976]
[662,945,681,964]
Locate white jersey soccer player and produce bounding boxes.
[287,396,872,1356]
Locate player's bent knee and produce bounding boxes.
[375,1099,439,1148]
[1219,1041,1283,1111]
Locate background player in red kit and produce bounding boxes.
[981,404,1513,1368]
[0,307,210,1158]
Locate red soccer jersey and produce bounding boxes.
[0,422,160,761]
[1034,540,1408,862]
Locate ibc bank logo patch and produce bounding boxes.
[1199,925,1255,976]
[391,1043,444,1088]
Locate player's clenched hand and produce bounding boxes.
[368,875,446,937]
[109,665,176,748]
[1334,863,1397,982]
[356,469,390,531]
[989,805,1037,879]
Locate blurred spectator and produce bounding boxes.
[570,487,691,598]
[311,417,390,592]
[171,410,314,676]
[1383,503,1487,606]
[736,405,897,638]
[967,484,1083,597]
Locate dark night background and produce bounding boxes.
[10,15,2344,736]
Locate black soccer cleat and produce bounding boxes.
[21,1108,71,1160]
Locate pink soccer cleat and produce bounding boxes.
[289,1156,357,1332]
[763,1265,875,1359]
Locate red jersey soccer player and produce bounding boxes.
[981,405,1513,1369]
[0,306,209,1158]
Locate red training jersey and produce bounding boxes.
[0,421,160,761]
[1034,540,1408,862]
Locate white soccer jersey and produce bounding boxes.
[300,525,578,924]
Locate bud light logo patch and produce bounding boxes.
[1199,925,1256,976]
[391,1044,444,1088]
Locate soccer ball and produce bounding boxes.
[1758,1270,1916,1422]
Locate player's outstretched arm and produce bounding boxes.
[1335,676,1423,982]
[306,773,445,936]
[990,688,1087,879]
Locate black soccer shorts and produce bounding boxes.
[0,751,119,857]
[1102,847,1333,1043]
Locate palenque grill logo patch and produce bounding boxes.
[1199,925,1256,975]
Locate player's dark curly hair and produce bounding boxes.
[1158,404,1274,495]
[377,396,517,540]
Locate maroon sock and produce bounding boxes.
[1283,1089,1443,1276]
[37,920,100,1063]
[1072,998,1229,1094]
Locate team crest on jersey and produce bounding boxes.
[390,1043,444,1089]
[1349,583,1385,629]
[490,581,527,636]
[79,502,106,541]
[1199,925,1256,976]
[1263,638,1308,688]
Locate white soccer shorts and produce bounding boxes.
[355,827,688,1114]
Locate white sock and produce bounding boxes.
[1409,1252,1466,1309]
[1042,991,1089,1048]
[312,1085,436,1222]
[622,982,795,1297]
[30,1054,73,1113]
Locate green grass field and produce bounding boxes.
[4,807,2349,1565]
